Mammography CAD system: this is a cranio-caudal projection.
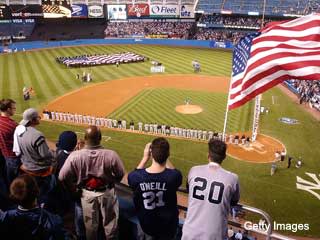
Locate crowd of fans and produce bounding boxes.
[287,80,320,111]
[194,28,248,43]
[0,99,260,239]
[103,14,315,45]
[105,22,193,39]
[103,15,283,44]
[198,15,272,29]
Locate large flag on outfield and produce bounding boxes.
[228,14,320,110]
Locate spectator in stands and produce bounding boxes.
[0,153,11,210]
[55,131,78,176]
[54,131,85,238]
[182,139,240,240]
[13,108,56,206]
[287,79,320,111]
[59,125,125,240]
[0,99,20,188]
[228,227,235,239]
[235,229,243,240]
[0,174,67,239]
[128,137,182,239]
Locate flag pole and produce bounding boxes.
[250,0,266,142]
[222,73,233,141]
[262,0,266,26]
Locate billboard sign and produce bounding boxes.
[9,5,43,18]
[180,5,194,18]
[150,5,179,17]
[71,4,88,18]
[0,5,11,19]
[42,5,72,18]
[107,5,127,20]
[127,4,149,18]
[88,5,104,18]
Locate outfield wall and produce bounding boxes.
[0,38,234,52]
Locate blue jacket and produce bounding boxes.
[0,206,67,240]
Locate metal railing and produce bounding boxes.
[116,183,297,240]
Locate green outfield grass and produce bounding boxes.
[108,88,253,132]
[0,45,231,113]
[1,45,320,237]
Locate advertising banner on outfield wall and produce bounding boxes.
[42,4,72,18]
[88,5,104,18]
[180,5,194,18]
[0,5,11,19]
[127,4,149,18]
[9,5,43,18]
[71,4,88,18]
[106,5,127,20]
[150,5,179,18]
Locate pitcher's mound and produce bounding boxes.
[175,105,203,114]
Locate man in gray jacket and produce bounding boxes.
[13,108,56,205]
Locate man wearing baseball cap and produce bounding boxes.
[13,108,56,205]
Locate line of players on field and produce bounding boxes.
[42,110,251,144]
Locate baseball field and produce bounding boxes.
[0,44,319,237]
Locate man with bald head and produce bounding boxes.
[59,126,125,240]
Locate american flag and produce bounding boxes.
[61,52,145,67]
[228,14,320,110]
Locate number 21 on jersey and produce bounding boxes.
[142,191,165,210]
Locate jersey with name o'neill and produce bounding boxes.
[128,168,182,237]
[182,163,240,240]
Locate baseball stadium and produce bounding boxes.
[0,0,319,239]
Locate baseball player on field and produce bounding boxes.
[202,130,207,141]
[144,123,149,133]
[161,124,166,135]
[51,111,55,121]
[182,139,240,240]
[79,114,83,124]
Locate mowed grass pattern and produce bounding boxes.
[1,44,320,237]
[109,88,253,132]
[0,45,232,113]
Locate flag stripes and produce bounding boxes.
[228,14,320,110]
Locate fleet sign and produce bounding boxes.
[149,5,179,17]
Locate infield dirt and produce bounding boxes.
[45,75,228,116]
[45,75,284,163]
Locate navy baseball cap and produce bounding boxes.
[56,131,77,152]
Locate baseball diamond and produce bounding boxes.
[1,44,320,238]
[45,75,285,163]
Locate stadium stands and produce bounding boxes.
[1,0,319,238]
[0,20,35,39]
[196,0,312,15]
[29,19,106,41]
[104,21,194,39]
[286,80,320,111]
